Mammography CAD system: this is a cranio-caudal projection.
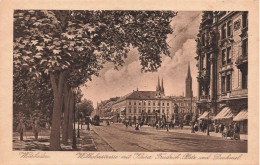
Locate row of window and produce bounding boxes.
[221,38,248,66]
[221,12,248,40]
[129,101,170,106]
[128,108,170,114]
[221,70,248,93]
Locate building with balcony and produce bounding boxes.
[196,11,248,134]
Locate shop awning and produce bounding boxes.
[213,107,233,120]
[198,111,209,120]
[233,110,248,121]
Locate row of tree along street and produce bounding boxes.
[13,10,177,150]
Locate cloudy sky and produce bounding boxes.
[82,11,202,108]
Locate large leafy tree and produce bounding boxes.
[14,10,177,150]
[78,98,94,118]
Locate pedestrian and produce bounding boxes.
[199,122,202,132]
[135,123,140,130]
[203,122,207,133]
[32,120,40,140]
[179,122,183,130]
[220,124,224,133]
[194,122,198,132]
[16,119,25,141]
[233,123,240,140]
[125,121,128,128]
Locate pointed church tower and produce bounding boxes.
[185,62,193,98]
[161,78,165,94]
[156,76,161,92]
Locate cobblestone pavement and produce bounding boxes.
[91,123,247,152]
[12,123,247,152]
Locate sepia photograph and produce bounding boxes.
[0,0,259,164]
[12,10,248,152]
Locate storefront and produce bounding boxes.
[213,107,233,125]
[233,109,248,134]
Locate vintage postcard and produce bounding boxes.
[0,0,259,164]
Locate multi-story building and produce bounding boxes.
[112,78,172,124]
[196,11,248,133]
[111,64,197,124]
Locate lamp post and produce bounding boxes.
[207,110,210,136]
[166,109,169,132]
[72,90,77,150]
[207,104,210,136]
[77,104,80,138]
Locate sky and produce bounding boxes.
[81,11,203,108]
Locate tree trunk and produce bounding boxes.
[49,71,67,151]
[62,83,70,144]
[68,89,74,140]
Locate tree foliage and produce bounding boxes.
[13,10,177,150]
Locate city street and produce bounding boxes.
[90,123,247,152]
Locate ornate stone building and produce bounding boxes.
[196,11,248,133]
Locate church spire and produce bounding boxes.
[156,76,161,92]
[187,62,191,79]
[161,78,164,94]
[185,62,193,98]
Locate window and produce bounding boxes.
[148,109,151,114]
[242,70,248,89]
[222,24,226,39]
[129,108,132,114]
[153,109,155,113]
[148,102,151,106]
[162,102,165,106]
[222,49,226,65]
[138,108,141,113]
[134,108,136,113]
[162,109,165,113]
[226,75,231,92]
[129,101,131,105]
[242,12,248,28]
[134,102,136,105]
[143,101,146,106]
[227,21,232,37]
[242,39,248,56]
[227,47,232,64]
[153,102,155,106]
[167,102,169,106]
[158,102,160,106]
[139,102,141,106]
[221,76,226,93]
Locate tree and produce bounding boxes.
[78,99,94,118]
[14,10,177,150]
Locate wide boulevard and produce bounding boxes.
[88,122,247,152]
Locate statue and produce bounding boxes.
[209,30,216,47]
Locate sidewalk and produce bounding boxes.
[159,126,248,141]
[13,128,97,151]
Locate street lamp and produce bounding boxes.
[207,108,210,136]
[77,104,80,138]
[166,109,169,132]
[72,88,78,150]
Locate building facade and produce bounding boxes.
[196,11,248,133]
